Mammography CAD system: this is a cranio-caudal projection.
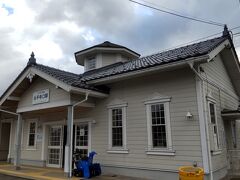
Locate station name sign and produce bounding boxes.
[32,89,50,105]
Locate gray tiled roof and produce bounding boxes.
[32,64,109,93]
[32,36,227,92]
[81,36,227,82]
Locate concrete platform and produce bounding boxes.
[0,164,143,180]
[0,164,80,180]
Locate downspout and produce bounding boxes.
[68,91,90,178]
[188,62,213,180]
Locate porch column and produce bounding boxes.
[64,105,74,177]
[14,113,22,170]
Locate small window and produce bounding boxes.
[145,97,174,155]
[27,120,37,148]
[151,104,167,148]
[108,103,128,153]
[112,108,123,147]
[86,57,96,71]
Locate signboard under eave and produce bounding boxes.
[32,89,50,105]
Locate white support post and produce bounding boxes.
[14,114,22,170]
[64,105,73,177]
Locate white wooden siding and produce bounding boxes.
[9,68,203,172]
[201,54,239,172]
[75,68,202,171]
[17,77,70,111]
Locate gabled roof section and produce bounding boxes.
[0,62,109,106]
[81,36,227,82]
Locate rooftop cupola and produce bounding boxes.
[74,41,140,72]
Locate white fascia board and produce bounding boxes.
[208,39,230,61]
[0,68,31,106]
[17,100,71,113]
[31,68,72,92]
[87,55,210,85]
[33,68,108,98]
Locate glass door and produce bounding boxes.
[47,126,62,168]
[75,124,89,157]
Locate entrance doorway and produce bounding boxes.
[75,124,90,157]
[46,122,91,168]
[47,126,63,168]
[0,122,11,161]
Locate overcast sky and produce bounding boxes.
[0,0,240,94]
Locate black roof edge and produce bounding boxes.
[74,41,140,57]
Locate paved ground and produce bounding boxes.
[0,174,29,180]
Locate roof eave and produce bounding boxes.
[86,54,210,85]
[69,87,108,98]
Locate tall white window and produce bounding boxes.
[86,57,96,71]
[145,97,174,156]
[208,101,220,151]
[27,120,37,149]
[108,103,128,154]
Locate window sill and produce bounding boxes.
[107,149,129,154]
[211,150,222,156]
[26,148,37,151]
[146,149,175,156]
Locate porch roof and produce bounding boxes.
[222,108,240,119]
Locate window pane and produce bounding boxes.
[49,127,61,146]
[151,104,167,148]
[28,122,36,147]
[112,127,123,146]
[28,134,35,146]
[151,104,165,125]
[76,125,88,147]
[30,122,36,133]
[152,125,167,148]
[209,103,216,124]
[112,108,123,147]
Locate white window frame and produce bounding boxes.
[107,103,128,154]
[145,97,175,156]
[26,119,38,150]
[207,98,221,154]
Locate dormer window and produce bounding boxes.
[86,57,96,71]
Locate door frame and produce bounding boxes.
[42,118,93,168]
[74,122,92,156]
[47,125,63,168]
